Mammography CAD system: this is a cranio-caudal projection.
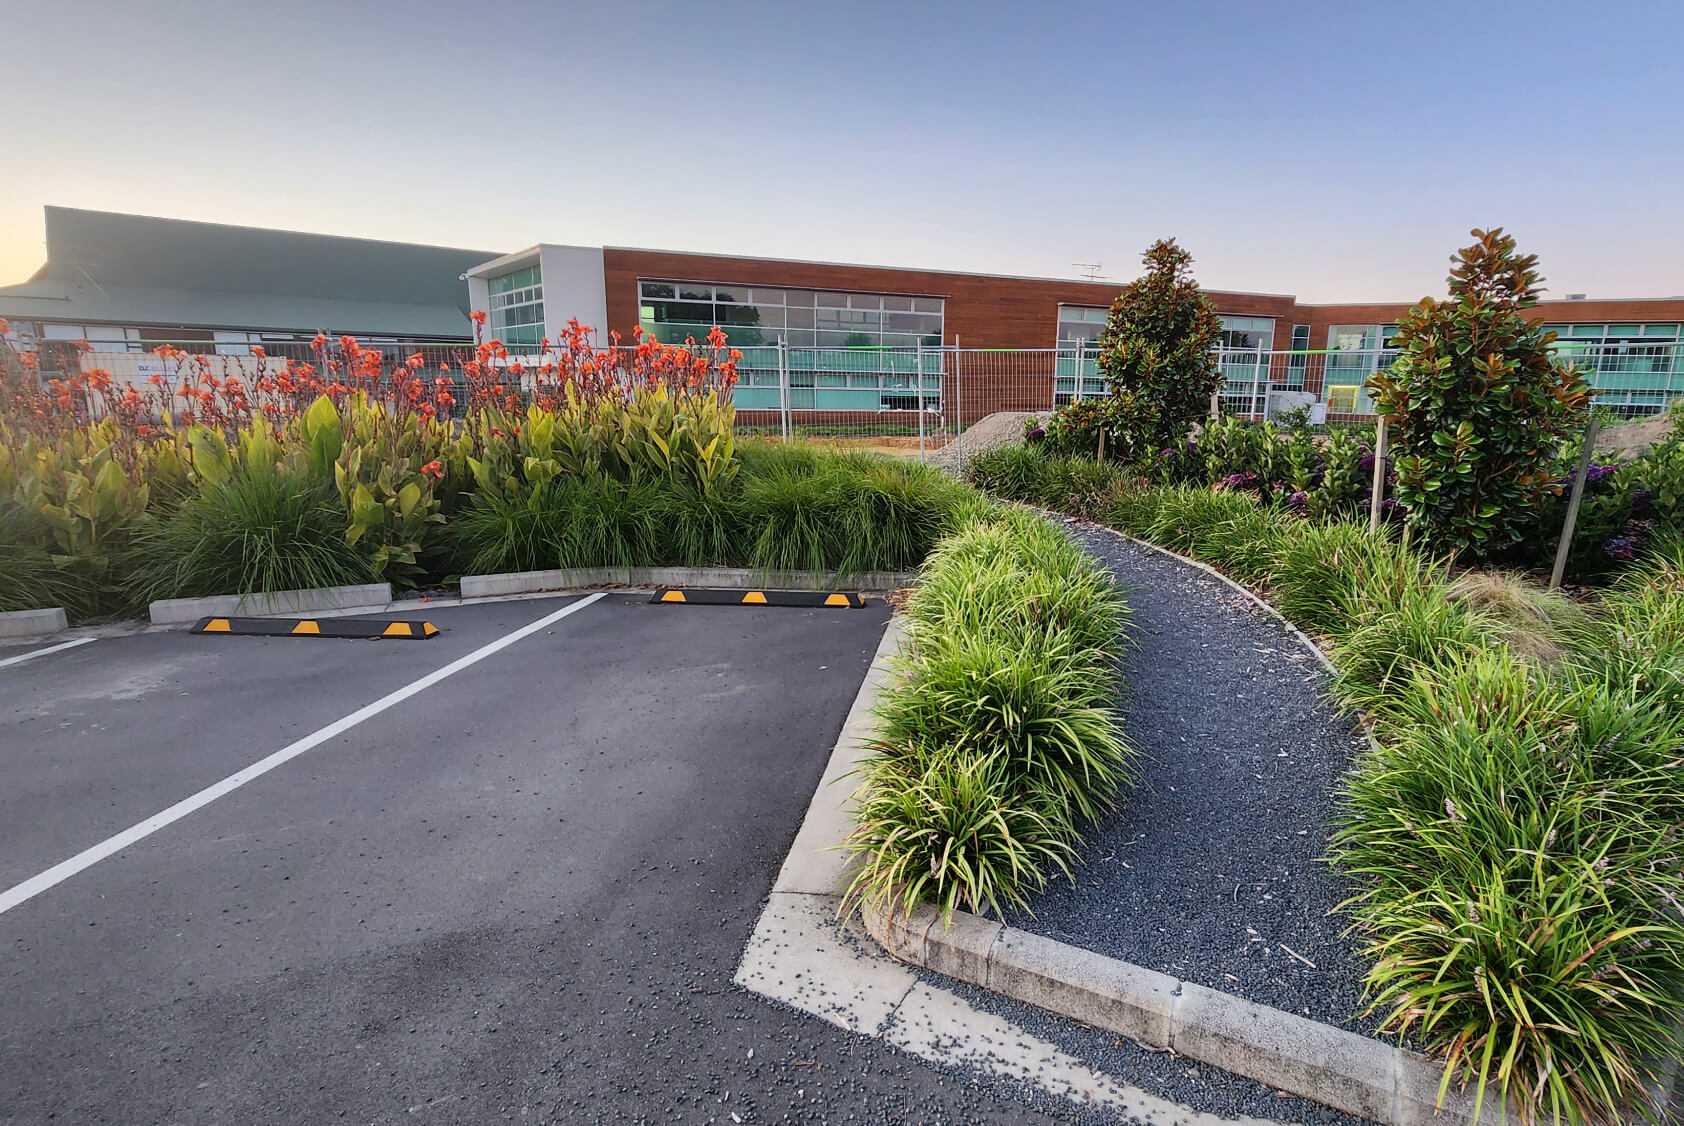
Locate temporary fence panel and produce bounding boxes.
[30,335,1684,446]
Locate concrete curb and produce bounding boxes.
[460,566,918,599]
[0,607,69,638]
[148,583,394,626]
[861,900,1499,1126]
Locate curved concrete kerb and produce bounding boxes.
[861,896,1500,1126]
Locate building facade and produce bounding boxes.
[463,243,1684,421]
[4,207,1680,421]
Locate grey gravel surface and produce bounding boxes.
[1004,518,1382,1040]
[1,596,1118,1125]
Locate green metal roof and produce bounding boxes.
[0,207,503,338]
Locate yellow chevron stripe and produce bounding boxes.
[291,620,321,635]
[741,591,768,604]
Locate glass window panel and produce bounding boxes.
[749,289,785,305]
[713,287,742,303]
[818,329,860,347]
[849,294,882,310]
[782,328,816,346]
[1643,324,1680,337]
[650,301,713,323]
[881,333,922,349]
[786,307,814,329]
[817,292,849,307]
[882,295,912,312]
[884,312,929,334]
[640,281,675,299]
[1609,325,1640,337]
[1571,324,1605,337]
[678,284,711,301]
[912,297,942,313]
[783,289,814,306]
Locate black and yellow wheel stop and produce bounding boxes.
[193,616,440,639]
[651,589,867,608]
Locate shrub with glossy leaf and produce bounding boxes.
[1096,238,1223,462]
[1368,229,1593,558]
[845,512,1131,924]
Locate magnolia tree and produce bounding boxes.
[1096,238,1222,461]
[1368,229,1592,557]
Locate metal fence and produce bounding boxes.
[34,336,1684,458]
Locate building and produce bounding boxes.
[466,243,1684,421]
[0,207,501,356]
[4,206,1680,420]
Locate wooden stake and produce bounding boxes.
[1368,416,1389,536]
[1550,416,1602,592]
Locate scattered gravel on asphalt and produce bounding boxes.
[916,969,1374,1126]
[1004,518,1384,1041]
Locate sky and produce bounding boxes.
[3,0,1682,303]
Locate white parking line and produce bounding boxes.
[0,593,605,917]
[0,636,97,670]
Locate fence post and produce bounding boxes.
[777,336,790,443]
[916,341,927,463]
[1549,416,1602,592]
[1368,415,1390,536]
[1252,348,1265,420]
[953,334,964,467]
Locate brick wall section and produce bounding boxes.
[602,248,1299,349]
[601,249,1684,418]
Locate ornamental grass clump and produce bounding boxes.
[128,466,373,602]
[844,512,1131,923]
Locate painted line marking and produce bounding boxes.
[0,636,97,670]
[0,593,605,917]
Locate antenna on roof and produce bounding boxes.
[1073,262,1106,282]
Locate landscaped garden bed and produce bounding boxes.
[1001,517,1381,1037]
[0,323,974,621]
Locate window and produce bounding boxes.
[1218,316,1274,351]
[488,264,544,347]
[1055,305,1108,345]
[1321,324,1402,415]
[1282,324,1311,390]
[1544,322,1683,415]
[638,278,943,350]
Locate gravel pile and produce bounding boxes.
[928,410,1037,473]
[1006,518,1381,1039]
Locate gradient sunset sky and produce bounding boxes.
[3,0,1680,302]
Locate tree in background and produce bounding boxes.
[1096,239,1223,461]
[1368,229,1592,558]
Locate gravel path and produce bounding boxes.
[1004,517,1381,1039]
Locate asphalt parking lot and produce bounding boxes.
[0,594,1106,1125]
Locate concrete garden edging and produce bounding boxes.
[148,583,394,626]
[0,607,69,638]
[861,900,1495,1126]
[458,566,917,599]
